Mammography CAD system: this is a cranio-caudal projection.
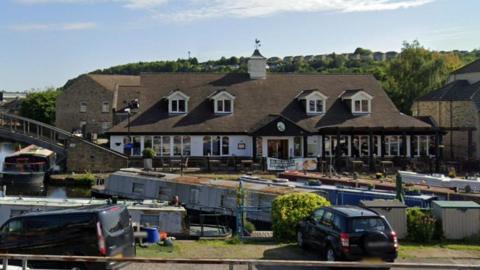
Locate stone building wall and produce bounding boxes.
[56,75,114,136]
[412,100,479,159]
[65,136,127,172]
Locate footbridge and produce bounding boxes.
[0,112,127,172]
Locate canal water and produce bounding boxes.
[0,142,90,198]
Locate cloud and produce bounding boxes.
[14,0,434,21]
[7,22,97,32]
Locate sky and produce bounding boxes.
[0,0,479,91]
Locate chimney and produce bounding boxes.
[248,49,267,80]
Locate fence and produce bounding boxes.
[0,254,478,270]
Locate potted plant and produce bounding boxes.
[142,148,156,171]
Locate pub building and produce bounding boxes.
[107,48,441,171]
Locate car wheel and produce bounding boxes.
[325,246,336,262]
[297,231,306,249]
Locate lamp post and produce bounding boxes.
[124,99,139,165]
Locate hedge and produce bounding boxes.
[272,192,330,242]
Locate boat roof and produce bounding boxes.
[0,196,185,212]
[19,204,123,217]
[7,145,54,158]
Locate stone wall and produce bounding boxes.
[56,75,114,135]
[412,100,479,159]
[65,136,127,172]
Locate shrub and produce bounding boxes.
[271,192,330,242]
[406,208,438,243]
[73,171,96,186]
[142,148,156,159]
[244,220,256,234]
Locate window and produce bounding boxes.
[212,136,221,156]
[131,136,141,156]
[170,99,187,113]
[203,136,212,156]
[215,99,233,113]
[352,135,370,157]
[162,136,171,156]
[203,136,230,156]
[101,122,111,133]
[352,99,370,113]
[153,136,162,157]
[307,99,324,114]
[352,217,387,233]
[312,209,324,223]
[144,136,153,149]
[173,136,182,156]
[321,211,334,228]
[222,137,229,155]
[307,136,320,157]
[294,136,302,157]
[183,136,191,156]
[132,183,145,194]
[102,102,110,113]
[80,102,87,113]
[385,136,400,156]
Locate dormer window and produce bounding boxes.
[164,90,189,114]
[208,89,235,114]
[296,89,327,115]
[340,89,373,114]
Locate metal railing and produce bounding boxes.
[0,254,478,270]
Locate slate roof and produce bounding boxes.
[108,72,432,135]
[88,74,140,91]
[452,59,480,75]
[416,80,480,110]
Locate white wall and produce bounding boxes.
[110,135,124,153]
[229,135,252,156]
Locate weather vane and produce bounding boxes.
[255,39,261,50]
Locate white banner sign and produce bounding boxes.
[267,157,317,171]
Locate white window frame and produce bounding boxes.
[306,98,326,114]
[80,102,87,113]
[385,135,401,157]
[166,91,190,114]
[297,91,327,115]
[102,102,110,113]
[203,136,230,156]
[215,99,234,114]
[145,135,191,157]
[352,98,371,114]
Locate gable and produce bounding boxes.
[250,115,310,136]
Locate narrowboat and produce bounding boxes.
[1,145,56,185]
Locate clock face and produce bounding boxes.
[277,121,286,132]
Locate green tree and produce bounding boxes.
[271,192,330,242]
[20,88,60,125]
[384,40,462,114]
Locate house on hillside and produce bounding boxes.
[412,59,480,160]
[102,49,439,169]
[55,74,140,136]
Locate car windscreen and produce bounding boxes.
[99,207,130,234]
[350,217,388,233]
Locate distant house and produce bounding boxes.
[0,91,26,103]
[55,74,140,136]
[283,56,293,62]
[0,91,26,115]
[102,49,437,166]
[293,55,304,62]
[412,59,480,159]
[304,55,314,62]
[385,51,398,60]
[373,52,386,61]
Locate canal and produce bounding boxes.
[0,142,90,198]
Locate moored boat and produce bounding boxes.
[1,145,56,185]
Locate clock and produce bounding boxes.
[277,121,286,132]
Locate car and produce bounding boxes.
[297,205,398,263]
[0,204,135,270]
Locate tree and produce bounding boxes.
[384,40,462,114]
[271,192,330,242]
[20,88,60,125]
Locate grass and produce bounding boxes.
[136,239,480,261]
[185,172,278,181]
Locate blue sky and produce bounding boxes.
[0,0,479,91]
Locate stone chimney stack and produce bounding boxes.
[248,49,267,80]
